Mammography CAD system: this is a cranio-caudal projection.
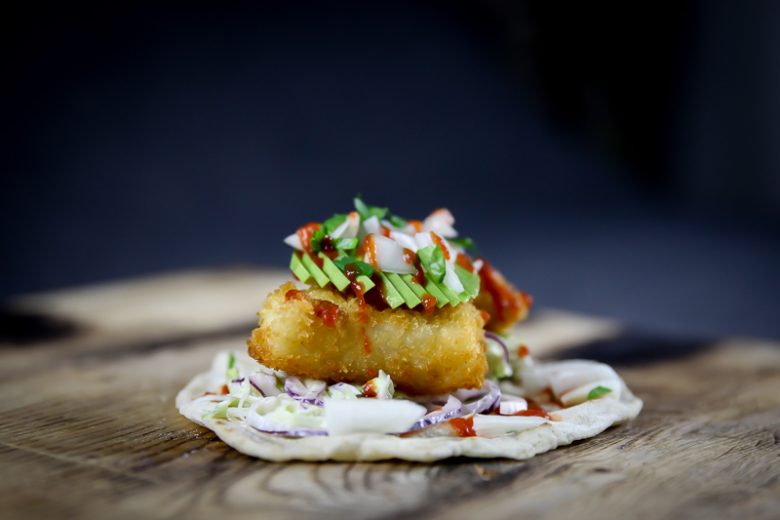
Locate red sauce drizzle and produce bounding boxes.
[513,408,550,419]
[421,293,437,314]
[402,248,416,264]
[344,264,369,320]
[362,329,372,353]
[478,259,533,322]
[363,234,378,268]
[362,380,377,397]
[285,289,306,301]
[449,416,477,437]
[517,345,530,357]
[313,300,341,327]
[319,236,339,258]
[380,226,392,237]
[296,222,321,253]
[408,219,424,232]
[219,384,229,395]
[524,398,551,418]
[455,252,473,271]
[430,232,451,260]
[410,254,426,285]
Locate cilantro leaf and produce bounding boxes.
[322,213,347,234]
[417,245,446,283]
[388,214,407,228]
[587,386,612,400]
[226,353,239,380]
[354,195,388,221]
[309,228,326,252]
[333,255,375,277]
[449,237,478,251]
[333,237,358,251]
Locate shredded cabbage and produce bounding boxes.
[253,395,326,429]
[194,350,560,438]
[486,340,512,380]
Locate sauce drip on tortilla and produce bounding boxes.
[449,416,477,437]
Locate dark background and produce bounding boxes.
[5,1,780,339]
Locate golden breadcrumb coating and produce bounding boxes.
[247,282,487,395]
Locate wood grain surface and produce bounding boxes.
[0,269,778,520]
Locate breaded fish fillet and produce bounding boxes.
[248,282,487,395]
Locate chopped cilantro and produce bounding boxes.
[322,213,347,234]
[354,195,388,221]
[333,255,375,277]
[587,386,612,400]
[309,228,327,252]
[226,353,239,381]
[417,245,446,283]
[449,237,478,252]
[333,237,358,251]
[388,214,407,228]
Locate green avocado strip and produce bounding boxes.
[386,273,421,308]
[436,281,463,306]
[300,253,330,288]
[318,253,350,291]
[356,274,375,292]
[400,274,427,298]
[424,280,450,308]
[454,265,480,300]
[289,252,311,283]
[379,273,405,309]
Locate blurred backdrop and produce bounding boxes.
[5,1,780,338]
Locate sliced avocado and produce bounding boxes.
[289,252,311,283]
[424,280,450,308]
[318,253,350,291]
[386,273,421,308]
[436,281,464,306]
[379,273,405,309]
[356,274,375,292]
[400,274,427,298]
[454,265,480,299]
[300,253,330,288]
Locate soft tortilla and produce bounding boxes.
[176,359,642,462]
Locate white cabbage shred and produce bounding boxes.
[188,348,623,439]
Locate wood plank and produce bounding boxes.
[1,269,778,520]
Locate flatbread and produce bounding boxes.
[176,355,642,462]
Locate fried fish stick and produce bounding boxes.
[247,282,487,395]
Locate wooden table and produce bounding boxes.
[1,269,778,519]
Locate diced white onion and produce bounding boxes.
[522,359,616,396]
[389,230,418,252]
[499,397,528,415]
[362,216,381,235]
[472,414,547,438]
[423,208,457,238]
[324,398,426,435]
[443,263,465,293]
[284,233,302,251]
[370,234,415,274]
[414,231,434,250]
[548,363,619,397]
[331,211,360,239]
